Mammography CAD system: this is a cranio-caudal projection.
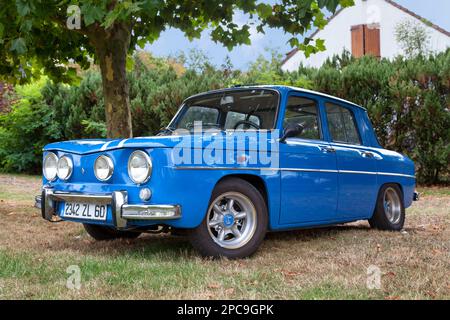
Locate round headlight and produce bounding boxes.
[94,155,114,181]
[43,152,58,181]
[128,150,152,184]
[57,156,73,180]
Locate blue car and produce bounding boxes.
[35,86,419,258]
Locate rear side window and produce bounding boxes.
[325,103,361,145]
[283,96,321,140]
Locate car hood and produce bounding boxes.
[44,132,277,155]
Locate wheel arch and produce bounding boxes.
[214,174,269,209]
[373,182,405,217]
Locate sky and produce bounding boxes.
[144,0,450,70]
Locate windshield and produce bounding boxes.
[169,89,279,132]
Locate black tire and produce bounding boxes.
[188,177,268,259]
[83,223,141,241]
[369,184,405,231]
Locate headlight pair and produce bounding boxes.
[94,151,152,183]
[43,153,73,181]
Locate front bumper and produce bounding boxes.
[35,188,181,229]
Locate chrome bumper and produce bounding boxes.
[35,188,181,229]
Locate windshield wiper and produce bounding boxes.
[185,123,222,130]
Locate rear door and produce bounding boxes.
[279,93,338,225]
[324,101,378,219]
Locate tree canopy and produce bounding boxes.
[0,0,354,137]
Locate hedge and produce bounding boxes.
[0,50,448,184]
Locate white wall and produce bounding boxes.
[281,0,450,71]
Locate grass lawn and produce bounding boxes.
[0,173,448,299]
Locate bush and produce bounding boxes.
[0,78,56,173]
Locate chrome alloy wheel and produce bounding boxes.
[383,187,402,224]
[206,192,257,249]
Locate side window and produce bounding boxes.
[283,96,321,140]
[325,102,361,145]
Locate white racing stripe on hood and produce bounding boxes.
[100,140,114,151]
[118,139,129,148]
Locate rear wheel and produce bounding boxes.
[189,178,268,259]
[83,224,141,241]
[369,184,405,231]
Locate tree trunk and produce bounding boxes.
[90,22,133,138]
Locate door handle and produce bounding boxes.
[361,151,375,158]
[319,146,336,153]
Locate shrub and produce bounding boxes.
[0,78,56,173]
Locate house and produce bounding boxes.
[281,0,450,71]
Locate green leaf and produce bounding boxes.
[10,38,27,54]
[0,23,4,39]
[313,11,327,29]
[81,3,105,26]
[325,0,340,12]
[256,3,272,19]
[289,37,300,48]
[315,38,326,51]
[340,0,355,8]
[16,1,31,16]
[20,19,33,33]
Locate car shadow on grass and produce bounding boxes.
[52,223,371,260]
[63,232,196,261]
[265,223,372,241]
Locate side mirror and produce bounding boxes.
[280,123,304,143]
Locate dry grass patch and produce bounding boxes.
[0,174,448,299]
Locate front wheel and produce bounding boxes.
[369,184,405,231]
[189,178,268,259]
[83,224,141,241]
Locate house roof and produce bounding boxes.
[384,0,450,37]
[281,0,450,66]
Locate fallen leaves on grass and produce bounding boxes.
[280,269,303,278]
[225,288,235,295]
[207,283,221,289]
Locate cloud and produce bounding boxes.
[232,11,266,58]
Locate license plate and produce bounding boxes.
[62,202,107,221]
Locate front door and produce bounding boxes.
[324,102,378,219]
[279,94,338,225]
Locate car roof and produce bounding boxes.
[186,85,366,111]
